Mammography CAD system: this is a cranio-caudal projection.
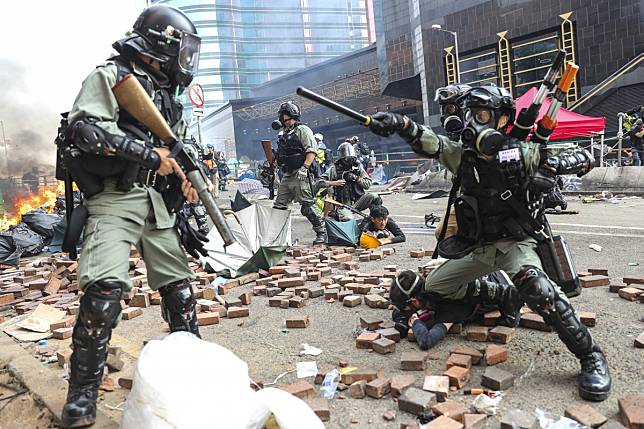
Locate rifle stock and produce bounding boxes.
[112,74,236,247]
[260,139,275,199]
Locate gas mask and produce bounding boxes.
[435,84,471,140]
[271,120,282,130]
[461,107,507,156]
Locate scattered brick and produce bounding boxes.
[579,311,596,327]
[500,409,537,429]
[423,375,450,402]
[398,387,436,415]
[265,287,281,297]
[618,287,642,301]
[401,351,427,371]
[343,295,362,307]
[488,326,515,344]
[446,353,472,370]
[377,327,401,343]
[277,277,305,288]
[289,296,306,308]
[485,344,508,366]
[466,325,489,342]
[130,293,150,308]
[309,287,324,298]
[619,394,644,429]
[410,250,425,258]
[564,404,607,428]
[331,253,352,263]
[365,294,389,309]
[580,275,610,288]
[482,310,501,326]
[285,316,309,328]
[443,365,470,389]
[52,327,73,340]
[481,366,514,390]
[623,276,644,285]
[121,307,142,320]
[588,268,609,276]
[227,306,249,318]
[360,316,383,330]
[635,332,644,348]
[383,410,396,421]
[349,380,367,399]
[463,414,487,429]
[306,397,330,422]
[106,353,124,372]
[366,377,391,399]
[340,369,379,385]
[56,349,72,367]
[391,374,416,398]
[280,380,315,400]
[519,312,552,332]
[449,345,483,365]
[197,312,220,326]
[118,377,133,390]
[50,316,75,331]
[149,291,161,305]
[431,400,467,423]
[372,337,396,355]
[356,332,380,349]
[238,292,252,305]
[324,289,339,300]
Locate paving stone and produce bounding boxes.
[423,375,450,402]
[391,374,416,398]
[309,287,324,298]
[401,351,427,371]
[286,316,309,328]
[197,312,220,326]
[481,366,514,390]
[564,403,608,428]
[519,312,552,332]
[635,331,644,348]
[449,345,483,365]
[306,397,330,422]
[288,296,306,308]
[482,310,501,326]
[443,366,470,389]
[356,332,380,349]
[227,306,249,318]
[618,287,642,301]
[580,275,610,288]
[280,380,315,400]
[466,325,488,342]
[446,353,472,370]
[121,307,142,320]
[488,326,515,344]
[485,344,508,365]
[619,394,644,429]
[340,369,379,385]
[398,387,436,415]
[56,349,72,367]
[372,337,396,354]
[52,327,73,340]
[366,377,391,399]
[500,409,538,429]
[365,294,389,309]
[349,380,367,399]
[377,327,401,342]
[224,297,243,308]
[426,415,464,429]
[431,399,468,423]
[578,311,596,327]
[463,414,487,429]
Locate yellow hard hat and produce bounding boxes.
[359,233,380,249]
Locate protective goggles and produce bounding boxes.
[178,32,201,75]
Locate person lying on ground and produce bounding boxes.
[358,204,406,244]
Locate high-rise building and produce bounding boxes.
[153,0,374,110]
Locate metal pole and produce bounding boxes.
[600,131,605,167]
[0,120,7,175]
[452,31,460,81]
[590,136,594,166]
[196,115,203,145]
[617,113,623,166]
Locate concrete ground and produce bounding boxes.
[4,185,644,428]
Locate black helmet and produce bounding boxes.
[113,5,200,90]
[463,83,515,127]
[278,101,301,121]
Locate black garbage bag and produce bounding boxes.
[22,209,63,239]
[0,223,45,265]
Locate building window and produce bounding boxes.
[458,50,498,86]
[512,34,560,97]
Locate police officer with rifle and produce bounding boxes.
[55,5,232,427]
[271,102,327,244]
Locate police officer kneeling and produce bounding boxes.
[322,142,381,220]
[59,5,208,427]
[368,83,610,401]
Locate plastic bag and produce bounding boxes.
[534,408,586,429]
[0,223,45,265]
[121,332,323,429]
[22,209,62,239]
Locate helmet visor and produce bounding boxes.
[178,32,201,75]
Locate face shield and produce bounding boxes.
[178,32,201,77]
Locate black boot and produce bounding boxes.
[313,226,327,245]
[62,282,122,428]
[301,204,327,245]
[160,280,201,337]
[514,266,611,401]
[465,272,521,327]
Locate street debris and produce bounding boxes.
[588,244,603,252]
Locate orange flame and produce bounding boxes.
[0,182,64,230]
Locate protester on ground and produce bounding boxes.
[358,204,405,244]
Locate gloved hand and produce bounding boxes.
[343,171,358,182]
[176,212,209,259]
[297,165,309,181]
[369,112,406,137]
[531,160,557,193]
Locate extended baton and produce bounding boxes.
[296,87,373,126]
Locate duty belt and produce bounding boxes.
[138,169,159,187]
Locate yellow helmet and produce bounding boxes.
[359,233,380,249]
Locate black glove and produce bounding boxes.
[531,159,557,193]
[176,211,210,259]
[369,112,406,137]
[343,171,358,182]
[392,308,412,338]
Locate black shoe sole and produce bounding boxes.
[578,386,610,402]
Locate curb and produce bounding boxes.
[0,331,119,429]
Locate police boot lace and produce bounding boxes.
[578,349,611,401]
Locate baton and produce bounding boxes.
[296,87,373,126]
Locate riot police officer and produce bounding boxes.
[272,101,326,244]
[59,5,208,427]
[182,140,210,235]
[322,142,381,221]
[368,83,610,402]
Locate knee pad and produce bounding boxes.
[512,265,555,310]
[77,281,123,338]
[159,280,198,335]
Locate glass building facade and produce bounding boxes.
[153,0,373,109]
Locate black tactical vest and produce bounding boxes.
[276,125,306,174]
[456,138,531,242]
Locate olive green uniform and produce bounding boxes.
[273,124,318,210]
[415,126,568,301]
[68,61,194,293]
[322,164,380,221]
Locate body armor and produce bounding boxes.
[276,125,306,174]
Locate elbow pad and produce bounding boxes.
[71,119,160,170]
[551,148,594,177]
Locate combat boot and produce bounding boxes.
[160,280,201,337]
[465,273,521,327]
[301,204,326,245]
[62,383,100,428]
[313,227,327,245]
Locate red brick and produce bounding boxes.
[619,394,644,429]
[635,331,644,348]
[426,415,463,429]
[340,369,379,385]
[288,296,306,308]
[463,414,487,429]
[450,345,483,365]
[618,287,642,301]
[588,268,609,276]
[130,293,150,308]
[356,332,380,349]
[431,400,467,423]
[227,306,249,318]
[238,292,252,305]
[466,326,488,342]
[56,349,72,367]
[446,353,472,369]
[0,294,15,305]
[331,253,352,262]
[50,316,75,331]
[372,337,396,354]
[306,397,330,422]
[482,310,501,326]
[579,311,596,327]
[366,377,391,399]
[377,327,401,343]
[121,307,142,320]
[580,275,610,288]
[43,276,61,296]
[609,284,626,293]
[564,404,607,428]
[391,374,416,398]
[423,375,450,402]
[443,366,470,388]
[324,289,339,300]
[118,377,133,390]
[488,326,515,344]
[349,380,367,399]
[481,366,514,390]
[277,277,305,288]
[519,312,552,331]
[401,351,427,371]
[343,295,362,307]
[52,327,73,340]
[410,250,425,258]
[365,294,389,309]
[280,380,315,400]
[485,344,508,366]
[360,316,383,330]
[398,387,437,415]
[623,276,644,285]
[286,316,309,329]
[197,312,220,326]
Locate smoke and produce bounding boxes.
[0,58,58,177]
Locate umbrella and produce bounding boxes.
[201,203,291,277]
[326,218,360,247]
